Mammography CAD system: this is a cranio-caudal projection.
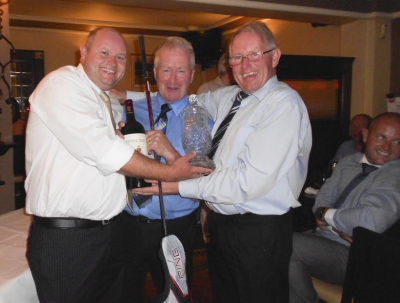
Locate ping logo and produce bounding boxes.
[171,247,185,279]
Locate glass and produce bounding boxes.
[181,95,215,170]
[229,48,275,66]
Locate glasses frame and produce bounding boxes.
[229,48,276,66]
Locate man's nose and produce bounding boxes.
[381,140,392,150]
[107,56,117,66]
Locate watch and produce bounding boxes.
[314,207,325,220]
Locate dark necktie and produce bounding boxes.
[334,163,378,208]
[154,103,172,133]
[208,91,250,160]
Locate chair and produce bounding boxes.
[311,219,400,303]
[341,223,400,303]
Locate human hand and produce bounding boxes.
[170,151,212,180]
[116,128,124,139]
[333,227,353,244]
[132,181,179,195]
[316,219,330,231]
[146,130,181,164]
[110,89,127,105]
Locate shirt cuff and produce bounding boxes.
[325,208,337,229]
[96,136,135,176]
[178,179,199,199]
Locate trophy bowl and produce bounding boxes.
[181,95,215,170]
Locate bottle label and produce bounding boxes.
[124,133,148,156]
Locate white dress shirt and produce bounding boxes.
[25,64,134,220]
[179,76,312,215]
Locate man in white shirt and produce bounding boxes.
[134,21,312,303]
[25,27,210,303]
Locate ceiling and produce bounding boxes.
[8,0,400,36]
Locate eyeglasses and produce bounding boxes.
[229,48,276,66]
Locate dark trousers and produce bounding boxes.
[26,214,124,303]
[119,209,198,303]
[208,209,293,303]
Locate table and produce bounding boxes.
[0,209,39,303]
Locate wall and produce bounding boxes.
[390,18,400,93]
[342,17,392,117]
[11,19,341,94]
[0,3,15,214]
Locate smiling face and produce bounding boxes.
[80,28,127,91]
[230,32,281,94]
[362,115,400,165]
[153,46,194,103]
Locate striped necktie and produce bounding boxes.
[100,91,116,132]
[154,103,172,133]
[208,91,250,160]
[334,163,378,208]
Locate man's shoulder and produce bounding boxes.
[338,152,363,165]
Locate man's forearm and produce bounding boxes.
[119,150,211,182]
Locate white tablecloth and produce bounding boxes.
[0,209,39,303]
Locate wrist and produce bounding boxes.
[314,207,326,220]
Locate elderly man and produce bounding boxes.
[289,112,400,303]
[25,28,209,303]
[112,37,213,303]
[134,21,312,303]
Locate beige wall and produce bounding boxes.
[11,19,342,94]
[342,17,392,118]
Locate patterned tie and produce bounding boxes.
[334,163,378,208]
[208,91,250,160]
[154,103,172,133]
[100,91,116,131]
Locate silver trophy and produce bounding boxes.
[181,94,215,170]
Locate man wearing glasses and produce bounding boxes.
[134,21,312,303]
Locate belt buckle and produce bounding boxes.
[101,218,113,226]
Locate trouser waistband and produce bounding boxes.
[33,215,117,228]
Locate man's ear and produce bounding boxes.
[272,48,282,68]
[362,128,369,144]
[80,45,87,64]
[190,69,195,83]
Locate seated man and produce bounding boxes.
[289,112,400,303]
[331,114,372,164]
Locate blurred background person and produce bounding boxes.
[196,52,236,95]
[331,114,372,164]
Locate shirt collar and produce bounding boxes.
[77,64,106,95]
[251,75,279,101]
[155,93,190,116]
[360,154,381,168]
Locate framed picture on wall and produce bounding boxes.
[131,54,157,91]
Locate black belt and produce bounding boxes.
[33,215,116,229]
[134,216,160,223]
[122,211,160,224]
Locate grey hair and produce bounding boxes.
[230,21,277,54]
[154,37,195,71]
